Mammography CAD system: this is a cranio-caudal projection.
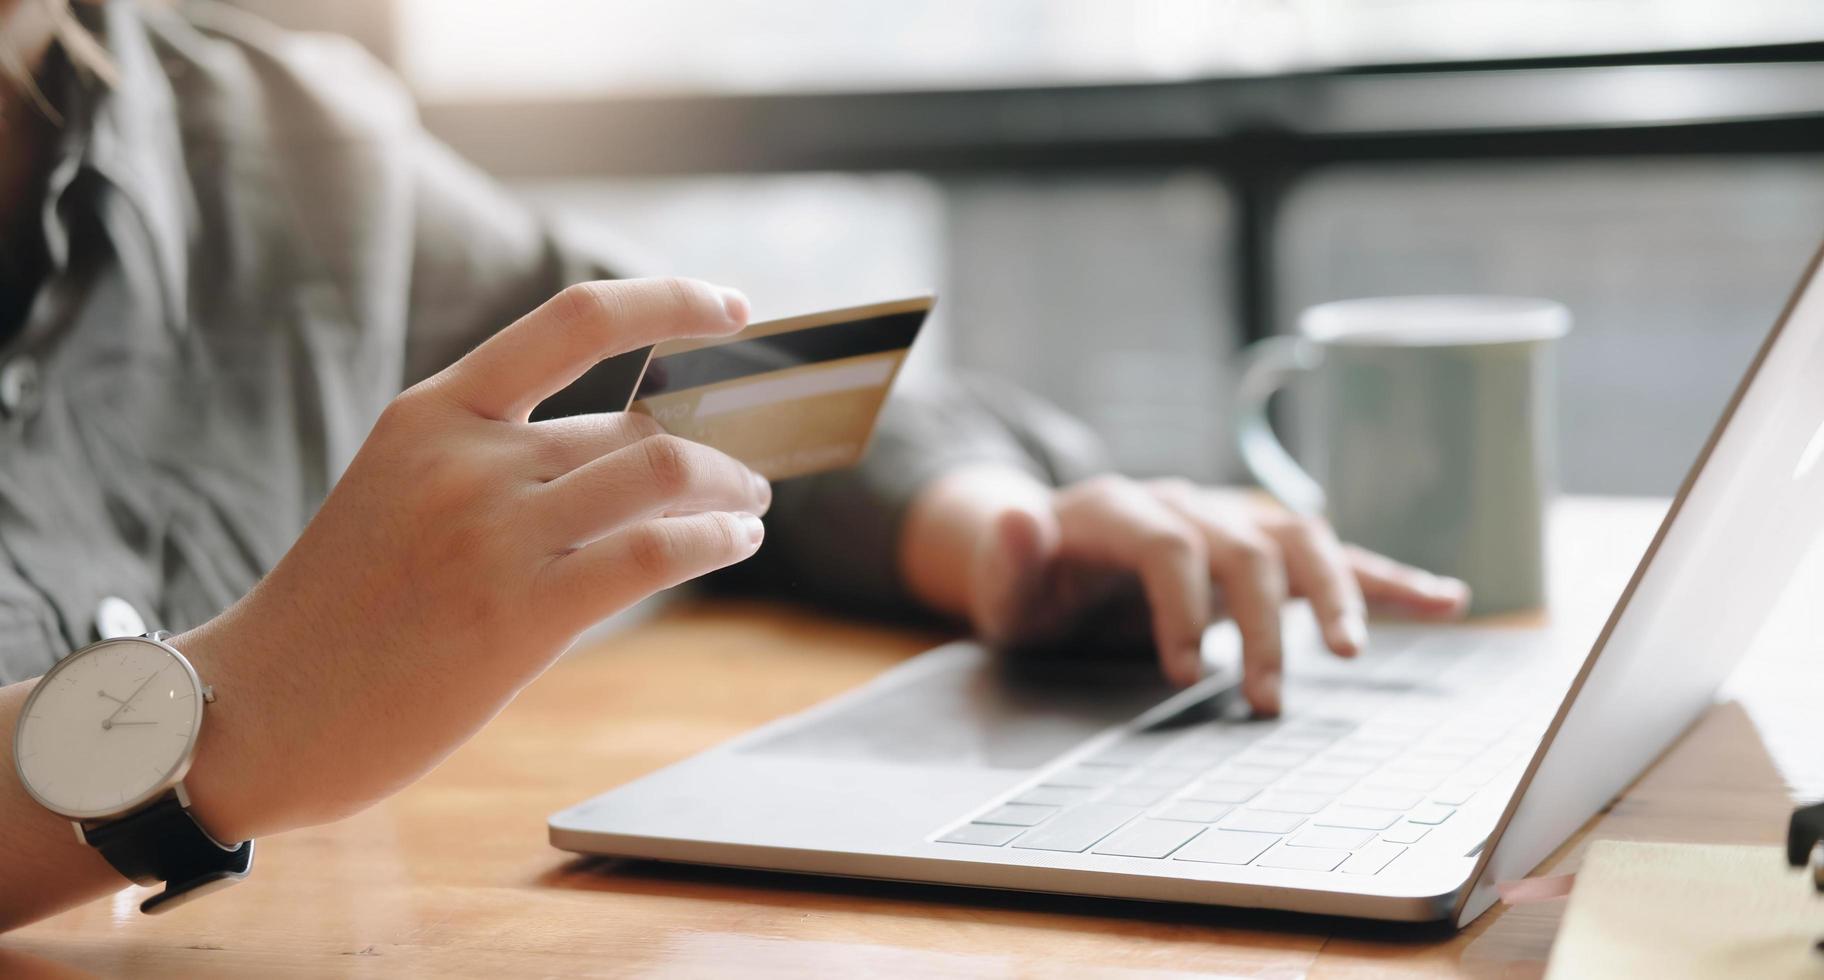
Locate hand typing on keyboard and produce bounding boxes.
[900,468,1472,714]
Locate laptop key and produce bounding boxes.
[1012,785,1097,807]
[1340,841,1407,875]
[976,803,1058,827]
[1301,757,1378,777]
[1149,758,1215,774]
[1153,801,1234,823]
[1314,807,1401,831]
[1407,803,1455,825]
[1251,791,1332,815]
[1182,729,1248,748]
[1263,733,1338,752]
[1011,804,1142,852]
[1342,788,1424,811]
[1158,748,1228,769]
[1351,731,1416,747]
[1413,739,1485,759]
[1288,826,1374,850]
[1457,766,1510,788]
[1380,822,1430,844]
[1362,770,1443,792]
[1088,733,1178,766]
[1093,819,1206,859]
[1046,765,1129,788]
[1221,809,1307,834]
[1257,844,1348,872]
[1235,748,1309,769]
[937,823,1023,846]
[1387,755,1458,774]
[1329,742,1400,762]
[1430,783,1479,806]
[1283,714,1357,732]
[1183,780,1260,805]
[1102,785,1173,807]
[1282,773,1355,795]
[1210,764,1289,785]
[1125,768,1197,790]
[1173,829,1281,865]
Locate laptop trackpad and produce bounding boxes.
[740,642,1188,771]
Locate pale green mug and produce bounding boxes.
[1234,296,1570,615]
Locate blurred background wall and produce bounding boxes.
[232,0,1824,497]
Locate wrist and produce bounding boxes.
[167,617,290,844]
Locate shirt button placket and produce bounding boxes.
[0,355,43,422]
[94,596,148,641]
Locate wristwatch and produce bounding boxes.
[12,631,253,913]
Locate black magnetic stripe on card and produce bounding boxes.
[532,345,655,420]
[634,310,925,398]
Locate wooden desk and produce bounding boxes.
[5,498,1810,977]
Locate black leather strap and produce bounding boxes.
[85,794,254,913]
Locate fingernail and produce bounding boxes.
[1432,576,1471,601]
[1252,673,1282,717]
[716,286,750,325]
[1342,612,1368,652]
[750,471,772,510]
[739,512,765,545]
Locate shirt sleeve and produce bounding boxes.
[710,370,1113,618]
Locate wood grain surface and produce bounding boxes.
[5,498,1805,978]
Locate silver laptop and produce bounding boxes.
[552,244,1824,926]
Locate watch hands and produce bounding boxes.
[103,673,159,726]
[96,690,129,705]
[102,720,158,728]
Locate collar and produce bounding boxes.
[44,1,194,334]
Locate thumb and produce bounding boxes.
[970,502,1062,646]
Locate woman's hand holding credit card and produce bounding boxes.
[611,296,933,480]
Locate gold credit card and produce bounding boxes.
[618,296,933,481]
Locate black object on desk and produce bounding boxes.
[1788,801,1824,952]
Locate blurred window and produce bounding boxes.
[397,0,1824,100]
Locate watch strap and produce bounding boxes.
[84,795,254,914]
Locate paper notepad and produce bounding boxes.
[1545,840,1824,979]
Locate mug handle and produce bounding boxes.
[1234,336,1327,516]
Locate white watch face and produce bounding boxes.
[14,638,205,820]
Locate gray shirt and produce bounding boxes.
[0,1,1106,684]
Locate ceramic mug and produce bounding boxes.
[1234,296,1570,614]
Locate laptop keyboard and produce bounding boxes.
[933,632,1558,877]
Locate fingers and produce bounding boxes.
[539,512,766,628]
[968,504,1061,647]
[1265,517,1368,658]
[538,434,771,549]
[1054,478,1211,690]
[1210,531,1289,715]
[440,277,749,422]
[1151,482,1289,715]
[528,411,665,478]
[1346,545,1472,618]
